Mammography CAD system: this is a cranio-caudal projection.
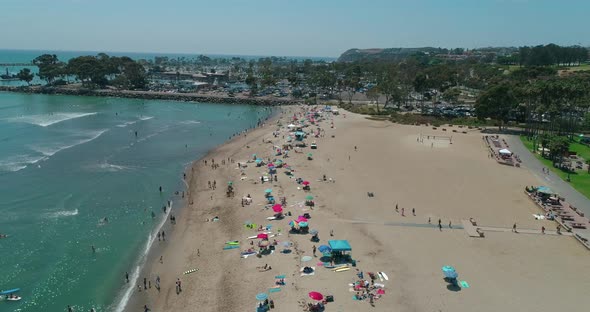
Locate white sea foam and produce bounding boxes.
[8,112,98,127]
[30,129,109,157]
[179,120,201,125]
[89,162,133,172]
[112,201,173,312]
[0,154,46,172]
[116,116,153,128]
[48,209,79,218]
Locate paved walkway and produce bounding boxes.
[478,226,573,236]
[505,135,590,238]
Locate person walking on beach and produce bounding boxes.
[512,223,517,233]
[412,208,416,216]
[208,181,211,189]
[438,223,442,231]
[161,231,165,241]
[125,272,129,283]
[428,217,431,224]
[401,208,405,216]
[144,305,150,312]
[157,232,161,241]
[213,180,216,189]
[312,245,317,257]
[449,221,452,228]
[541,226,545,234]
[395,204,398,213]
[143,277,147,290]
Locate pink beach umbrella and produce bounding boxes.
[267,163,275,168]
[377,289,385,295]
[257,233,268,240]
[308,291,324,301]
[297,216,308,223]
[302,181,310,186]
[272,204,283,213]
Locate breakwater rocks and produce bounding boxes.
[0,86,300,106]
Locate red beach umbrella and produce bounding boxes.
[377,289,385,295]
[257,233,268,240]
[272,204,283,213]
[302,181,310,186]
[308,291,323,301]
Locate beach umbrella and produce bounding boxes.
[309,229,318,235]
[377,289,385,295]
[318,245,331,253]
[257,233,269,239]
[259,240,270,247]
[272,204,283,213]
[298,221,309,227]
[441,265,456,272]
[301,256,313,262]
[305,195,314,201]
[256,293,268,301]
[308,291,324,301]
[289,220,297,227]
[297,216,308,222]
[302,181,310,186]
[264,188,273,193]
[255,159,263,164]
[444,270,458,279]
[267,163,275,168]
[228,181,233,186]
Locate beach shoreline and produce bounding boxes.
[121,107,282,312]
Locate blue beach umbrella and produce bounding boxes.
[298,222,308,227]
[318,245,331,253]
[264,189,273,193]
[256,292,268,301]
[441,266,456,273]
[444,270,458,279]
[255,159,263,164]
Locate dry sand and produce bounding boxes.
[127,106,590,312]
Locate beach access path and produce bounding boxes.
[506,135,590,235]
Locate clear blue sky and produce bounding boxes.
[1,0,588,57]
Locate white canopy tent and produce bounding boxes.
[499,149,512,155]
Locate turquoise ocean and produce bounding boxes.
[0,91,273,311]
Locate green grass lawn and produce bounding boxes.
[508,64,590,72]
[520,136,590,199]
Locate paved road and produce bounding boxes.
[505,135,590,236]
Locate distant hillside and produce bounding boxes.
[337,47,449,62]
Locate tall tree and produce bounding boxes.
[475,83,518,130]
[17,68,34,85]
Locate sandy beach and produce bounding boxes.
[126,106,590,312]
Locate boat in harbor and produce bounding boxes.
[0,68,18,81]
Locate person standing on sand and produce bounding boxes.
[438,223,442,231]
[449,221,452,228]
[157,231,161,241]
[401,208,405,216]
[428,217,431,224]
[161,231,165,241]
[312,245,317,257]
[412,208,416,216]
[395,204,398,213]
[541,226,545,234]
[512,223,517,233]
[143,277,147,290]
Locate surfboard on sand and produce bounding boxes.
[331,265,348,271]
[380,272,389,281]
[225,240,240,245]
[378,272,384,282]
[335,267,350,272]
[266,217,277,220]
[183,268,198,275]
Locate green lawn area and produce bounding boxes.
[507,64,590,72]
[520,136,590,199]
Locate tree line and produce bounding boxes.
[29,53,147,89]
[498,44,588,66]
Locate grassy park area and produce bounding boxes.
[521,136,590,199]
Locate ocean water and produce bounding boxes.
[0,92,272,311]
